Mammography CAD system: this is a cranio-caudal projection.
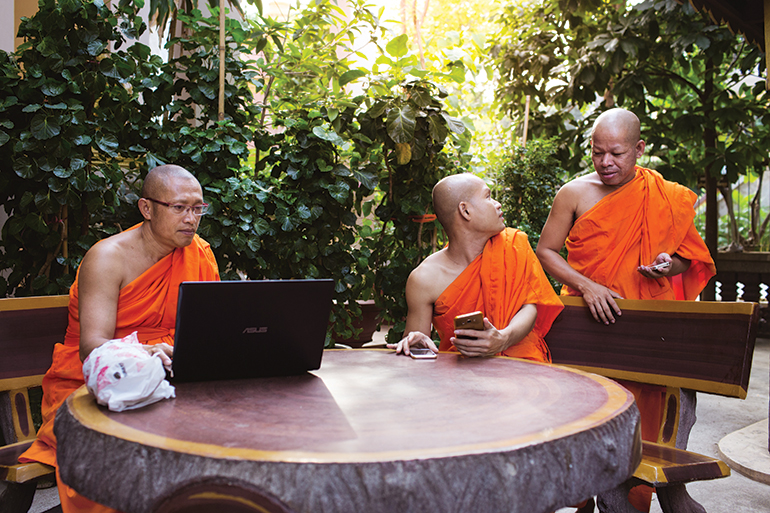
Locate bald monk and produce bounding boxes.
[387,173,563,362]
[536,108,716,512]
[19,165,220,513]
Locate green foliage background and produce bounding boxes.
[0,0,471,345]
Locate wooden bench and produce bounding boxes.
[546,296,759,513]
[0,295,69,513]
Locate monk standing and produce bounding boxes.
[20,165,220,512]
[536,108,716,512]
[388,173,563,362]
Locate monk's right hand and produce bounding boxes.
[144,343,174,371]
[582,282,623,325]
[387,331,438,356]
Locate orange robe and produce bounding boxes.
[562,166,715,301]
[433,228,563,362]
[20,228,219,512]
[562,166,715,511]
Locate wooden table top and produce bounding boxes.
[56,349,642,513]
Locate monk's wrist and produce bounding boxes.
[500,326,520,351]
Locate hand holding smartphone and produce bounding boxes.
[454,311,484,339]
[650,261,671,271]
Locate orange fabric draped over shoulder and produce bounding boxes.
[562,166,715,300]
[433,228,563,362]
[20,226,219,512]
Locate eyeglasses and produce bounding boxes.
[144,198,209,216]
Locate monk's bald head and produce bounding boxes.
[591,108,641,146]
[141,165,199,199]
[433,173,485,230]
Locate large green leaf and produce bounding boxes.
[339,69,366,87]
[24,213,47,233]
[96,134,119,156]
[30,113,61,140]
[386,34,409,58]
[312,125,346,147]
[386,104,416,144]
[441,113,466,135]
[40,81,67,96]
[428,114,448,142]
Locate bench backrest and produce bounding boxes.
[546,297,759,399]
[0,295,69,444]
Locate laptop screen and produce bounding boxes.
[171,279,334,382]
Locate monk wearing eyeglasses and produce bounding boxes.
[388,173,563,362]
[20,165,220,513]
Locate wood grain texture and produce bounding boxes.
[56,350,641,513]
[547,298,759,398]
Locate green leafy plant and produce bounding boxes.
[245,0,385,118]
[495,138,566,292]
[252,103,378,345]
[0,0,152,296]
[495,138,565,251]
[0,0,477,351]
[357,77,468,341]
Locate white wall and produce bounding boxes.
[0,0,15,53]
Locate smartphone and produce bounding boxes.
[410,348,438,359]
[650,261,671,271]
[454,311,484,339]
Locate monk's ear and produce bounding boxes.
[138,198,152,221]
[458,201,472,221]
[635,139,646,159]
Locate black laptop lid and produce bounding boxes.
[171,279,334,382]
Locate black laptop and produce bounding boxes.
[171,279,334,382]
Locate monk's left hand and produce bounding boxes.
[451,318,508,357]
[637,253,673,279]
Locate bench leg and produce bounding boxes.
[596,480,646,513]
[656,484,706,513]
[676,389,697,450]
[0,480,37,513]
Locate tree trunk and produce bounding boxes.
[719,185,741,250]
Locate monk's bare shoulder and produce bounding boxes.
[408,251,447,288]
[557,173,609,219]
[407,250,460,304]
[80,229,146,289]
[559,173,602,195]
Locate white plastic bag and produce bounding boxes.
[82,332,175,412]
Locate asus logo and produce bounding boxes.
[243,327,268,334]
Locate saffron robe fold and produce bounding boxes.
[433,228,563,362]
[20,229,219,470]
[562,166,716,300]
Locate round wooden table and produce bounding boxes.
[55,349,641,513]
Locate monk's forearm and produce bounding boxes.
[500,304,537,349]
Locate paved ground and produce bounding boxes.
[30,333,770,513]
[667,335,770,513]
